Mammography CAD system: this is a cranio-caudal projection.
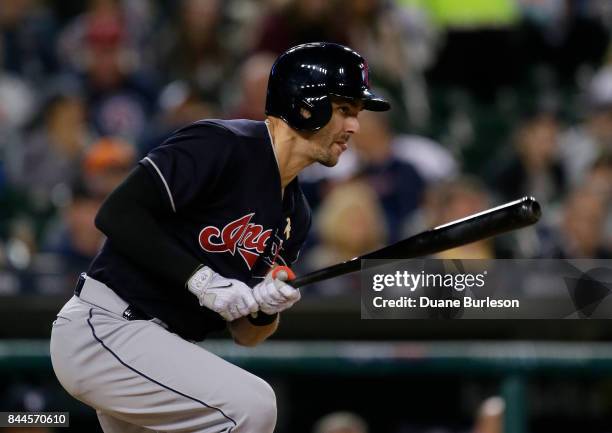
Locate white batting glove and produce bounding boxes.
[187,266,259,321]
[252,267,301,315]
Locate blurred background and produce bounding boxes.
[0,0,611,432]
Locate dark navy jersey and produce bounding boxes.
[88,119,312,341]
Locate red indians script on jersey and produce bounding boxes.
[199,213,273,270]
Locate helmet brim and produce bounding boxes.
[362,89,391,111]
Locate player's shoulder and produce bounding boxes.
[173,119,269,141]
[153,119,272,162]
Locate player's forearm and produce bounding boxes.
[229,316,279,347]
[95,166,201,285]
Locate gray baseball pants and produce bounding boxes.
[50,275,277,433]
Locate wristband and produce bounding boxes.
[185,264,206,288]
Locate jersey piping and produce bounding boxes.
[264,119,280,170]
[144,156,177,213]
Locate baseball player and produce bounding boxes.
[49,42,389,433]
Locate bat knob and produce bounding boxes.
[271,266,296,281]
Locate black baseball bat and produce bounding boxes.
[289,196,541,288]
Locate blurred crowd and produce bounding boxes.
[0,0,611,296]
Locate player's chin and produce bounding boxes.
[319,159,338,168]
[318,153,340,167]
[320,142,347,167]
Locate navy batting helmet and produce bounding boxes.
[265,42,390,131]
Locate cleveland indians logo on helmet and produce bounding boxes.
[362,60,370,87]
[199,213,273,270]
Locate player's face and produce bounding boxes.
[310,99,363,167]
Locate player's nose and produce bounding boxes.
[345,116,360,135]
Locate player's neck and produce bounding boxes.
[266,118,311,189]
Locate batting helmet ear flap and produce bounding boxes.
[285,95,333,131]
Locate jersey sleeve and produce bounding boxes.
[139,122,236,212]
[278,193,312,266]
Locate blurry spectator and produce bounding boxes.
[471,396,504,433]
[312,411,369,433]
[21,135,133,293]
[0,68,34,226]
[0,42,36,134]
[489,106,566,206]
[432,178,489,224]
[3,86,89,258]
[226,52,276,120]
[541,185,611,258]
[57,0,126,72]
[116,0,157,64]
[6,91,90,205]
[57,0,153,73]
[58,0,158,141]
[309,180,388,264]
[351,110,426,240]
[341,0,436,129]
[41,182,104,278]
[253,0,348,54]
[559,66,612,186]
[301,180,387,295]
[139,80,215,156]
[4,217,37,270]
[0,0,59,84]
[424,177,499,259]
[558,188,612,259]
[585,153,612,251]
[585,152,612,202]
[157,0,233,103]
[518,0,608,88]
[82,136,136,198]
[222,0,272,56]
[391,137,458,185]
